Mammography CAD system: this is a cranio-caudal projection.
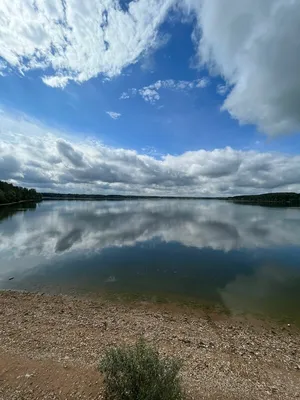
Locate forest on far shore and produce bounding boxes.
[1,180,299,206]
[229,192,300,204]
[42,191,300,205]
[0,181,42,205]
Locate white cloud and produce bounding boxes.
[0,0,174,85]
[42,75,71,89]
[195,77,209,88]
[216,84,228,96]
[0,0,299,137]
[0,1,299,135]
[1,110,300,196]
[186,0,300,135]
[139,88,160,104]
[119,92,130,100]
[121,77,209,104]
[106,111,121,120]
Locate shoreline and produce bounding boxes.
[0,199,39,207]
[1,197,299,208]
[1,290,299,399]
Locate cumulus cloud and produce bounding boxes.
[41,75,71,89]
[0,0,174,85]
[139,88,160,104]
[187,0,300,135]
[0,154,21,180]
[121,77,209,104]
[106,111,121,120]
[1,110,300,196]
[0,1,299,135]
[57,139,86,167]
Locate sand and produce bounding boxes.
[1,290,299,399]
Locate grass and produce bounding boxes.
[99,338,184,400]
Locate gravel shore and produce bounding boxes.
[1,290,299,399]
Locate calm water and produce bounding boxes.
[1,200,300,323]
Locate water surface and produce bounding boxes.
[1,200,300,324]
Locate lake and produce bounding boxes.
[1,200,300,324]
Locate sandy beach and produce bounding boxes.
[0,290,299,399]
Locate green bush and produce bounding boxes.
[99,338,184,400]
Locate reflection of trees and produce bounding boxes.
[0,202,37,223]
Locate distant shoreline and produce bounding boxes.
[1,193,300,207]
[42,196,300,204]
[41,193,300,207]
[42,196,215,201]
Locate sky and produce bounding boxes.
[1,0,300,196]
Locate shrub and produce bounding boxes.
[99,338,184,400]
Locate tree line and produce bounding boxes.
[42,191,300,205]
[41,192,207,200]
[228,192,300,205]
[0,181,42,205]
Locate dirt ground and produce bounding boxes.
[0,290,299,399]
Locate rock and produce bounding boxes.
[179,337,192,345]
[8,277,14,280]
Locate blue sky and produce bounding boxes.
[0,0,300,195]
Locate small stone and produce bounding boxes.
[8,277,14,280]
[179,337,191,345]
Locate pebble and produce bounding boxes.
[1,291,300,400]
